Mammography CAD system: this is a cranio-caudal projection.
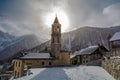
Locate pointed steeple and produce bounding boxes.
[53,16,59,24]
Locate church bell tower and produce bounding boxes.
[51,16,61,57]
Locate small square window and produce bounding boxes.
[49,62,52,65]
[86,60,88,63]
[42,62,44,65]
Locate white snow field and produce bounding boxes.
[14,66,115,80]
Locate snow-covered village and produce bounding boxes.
[0,0,120,80]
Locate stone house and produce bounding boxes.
[102,57,120,80]
[71,45,108,65]
[109,32,120,56]
[102,32,120,80]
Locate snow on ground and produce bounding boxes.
[14,66,115,80]
[14,68,46,80]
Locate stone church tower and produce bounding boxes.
[13,16,70,79]
[51,16,61,57]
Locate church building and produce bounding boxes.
[13,16,70,78]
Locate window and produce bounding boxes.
[86,60,88,63]
[42,62,44,65]
[83,61,85,63]
[49,62,52,65]
[16,61,17,67]
[19,62,20,67]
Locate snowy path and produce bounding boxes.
[14,66,115,80]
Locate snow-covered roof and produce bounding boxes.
[110,32,120,41]
[20,53,53,59]
[70,54,76,58]
[80,45,99,55]
[73,45,99,56]
[0,65,3,70]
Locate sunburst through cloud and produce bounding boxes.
[45,8,69,32]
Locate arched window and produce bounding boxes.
[19,61,20,67]
[16,61,17,67]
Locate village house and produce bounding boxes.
[102,32,120,80]
[109,32,120,56]
[13,16,70,78]
[71,45,108,65]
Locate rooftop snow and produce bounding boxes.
[110,32,120,41]
[14,66,115,80]
[70,54,76,58]
[0,65,3,70]
[73,45,99,56]
[20,53,53,59]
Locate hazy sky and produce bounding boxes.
[0,0,120,40]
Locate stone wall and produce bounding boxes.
[14,60,24,78]
[59,52,70,65]
[102,57,120,80]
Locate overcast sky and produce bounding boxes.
[0,0,120,40]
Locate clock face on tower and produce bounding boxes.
[54,26,60,33]
[57,27,59,32]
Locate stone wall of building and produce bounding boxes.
[102,57,120,80]
[109,40,120,57]
[59,52,70,65]
[24,59,56,67]
[14,60,24,78]
[71,52,103,65]
[13,52,70,78]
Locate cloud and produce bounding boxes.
[0,0,51,40]
[0,0,120,40]
[103,3,120,26]
[66,0,120,29]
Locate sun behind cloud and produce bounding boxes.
[45,9,69,32]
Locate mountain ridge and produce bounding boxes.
[29,26,120,53]
[0,26,120,61]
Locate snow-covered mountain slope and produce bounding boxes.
[30,26,120,53]
[0,34,41,61]
[0,30,15,52]
[1,26,120,61]
[14,66,115,80]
